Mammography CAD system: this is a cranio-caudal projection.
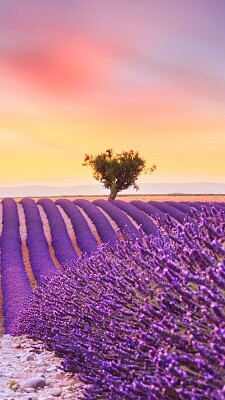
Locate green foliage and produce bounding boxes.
[83,149,156,200]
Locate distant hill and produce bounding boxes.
[0,182,224,198]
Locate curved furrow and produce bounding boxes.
[38,205,61,269]
[17,204,37,290]
[21,198,57,282]
[55,199,98,255]
[113,200,158,236]
[95,206,123,241]
[93,199,141,239]
[149,201,188,225]
[130,200,167,222]
[164,201,198,216]
[38,198,79,265]
[182,202,208,211]
[56,205,82,257]
[75,205,102,246]
[74,199,118,246]
[1,198,32,333]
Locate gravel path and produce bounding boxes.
[0,335,86,399]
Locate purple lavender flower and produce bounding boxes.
[93,199,141,238]
[149,201,189,225]
[165,201,198,216]
[112,199,158,236]
[38,198,78,264]
[12,206,225,399]
[21,198,57,281]
[73,199,118,246]
[56,199,98,255]
[1,198,32,333]
[130,200,167,221]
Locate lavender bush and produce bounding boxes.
[131,200,167,221]
[93,199,141,239]
[164,201,197,216]
[189,202,225,214]
[219,203,225,211]
[1,198,32,333]
[149,201,188,225]
[21,198,57,281]
[38,198,78,264]
[113,199,158,236]
[74,199,118,246]
[56,199,98,255]
[13,206,225,399]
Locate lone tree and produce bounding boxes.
[83,149,156,201]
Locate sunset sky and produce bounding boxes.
[0,0,224,193]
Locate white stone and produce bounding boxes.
[13,343,21,348]
[21,353,35,362]
[46,365,57,372]
[20,376,46,389]
[49,388,62,397]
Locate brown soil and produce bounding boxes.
[57,205,82,257]
[38,204,61,269]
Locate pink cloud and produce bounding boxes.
[1,34,112,97]
[1,0,224,122]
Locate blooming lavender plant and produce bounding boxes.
[131,200,167,221]
[73,199,118,246]
[218,203,225,211]
[149,201,189,225]
[38,198,78,264]
[164,201,197,216]
[112,199,158,236]
[56,199,98,255]
[189,201,225,214]
[21,198,57,282]
[12,206,225,399]
[1,198,32,333]
[93,199,141,239]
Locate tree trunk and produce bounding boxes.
[108,184,118,201]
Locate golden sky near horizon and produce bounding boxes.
[0,0,224,187]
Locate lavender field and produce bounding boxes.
[0,197,225,399]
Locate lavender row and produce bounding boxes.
[38,198,78,264]
[13,206,225,398]
[55,199,98,255]
[184,201,225,213]
[130,200,167,221]
[164,201,197,216]
[93,199,142,239]
[73,199,118,246]
[21,198,57,282]
[1,198,32,333]
[167,201,225,215]
[113,199,158,236]
[148,201,189,225]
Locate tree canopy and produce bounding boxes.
[83,149,156,200]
